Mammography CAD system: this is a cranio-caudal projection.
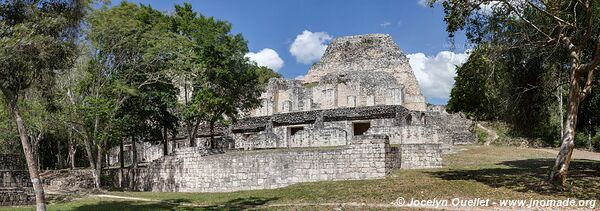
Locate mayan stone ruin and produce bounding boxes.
[106,34,475,193]
[0,154,35,206]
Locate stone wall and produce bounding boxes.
[108,140,184,167]
[108,135,441,193]
[233,108,452,152]
[0,154,34,206]
[425,112,476,146]
[399,144,443,169]
[253,71,409,116]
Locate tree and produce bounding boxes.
[171,4,265,148]
[448,44,504,120]
[169,3,228,146]
[0,0,86,209]
[56,48,90,169]
[71,2,182,188]
[0,95,20,154]
[255,66,282,87]
[448,42,565,142]
[433,0,600,186]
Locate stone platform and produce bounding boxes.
[107,135,442,193]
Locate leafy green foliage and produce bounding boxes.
[0,0,83,96]
[441,0,600,148]
[170,3,266,146]
[255,66,282,87]
[0,95,19,154]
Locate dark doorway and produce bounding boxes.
[353,122,371,136]
[290,126,304,136]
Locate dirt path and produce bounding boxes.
[536,148,600,161]
[476,123,499,145]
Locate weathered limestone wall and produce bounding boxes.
[0,155,34,206]
[233,117,443,151]
[303,34,426,111]
[108,141,167,166]
[425,112,476,146]
[399,144,443,169]
[121,135,422,193]
[254,72,407,116]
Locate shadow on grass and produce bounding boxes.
[201,197,278,210]
[71,196,278,211]
[71,200,188,211]
[430,158,600,199]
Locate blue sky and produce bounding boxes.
[117,0,470,105]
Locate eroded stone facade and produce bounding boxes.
[110,135,443,192]
[0,155,34,206]
[252,34,426,115]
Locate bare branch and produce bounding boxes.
[499,0,553,40]
[580,35,600,71]
[525,0,572,27]
[578,34,600,100]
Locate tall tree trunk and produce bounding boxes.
[68,130,76,170]
[171,132,177,154]
[187,121,200,147]
[56,135,63,169]
[184,81,195,147]
[94,143,103,189]
[558,71,564,143]
[32,136,40,171]
[129,136,137,190]
[82,137,98,188]
[163,126,168,156]
[209,122,215,149]
[549,69,581,186]
[4,93,46,211]
[119,139,124,188]
[187,121,194,147]
[82,136,102,189]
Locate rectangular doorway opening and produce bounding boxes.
[289,126,305,136]
[353,122,371,136]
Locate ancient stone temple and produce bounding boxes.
[201,34,469,153]
[107,34,475,193]
[252,34,426,116]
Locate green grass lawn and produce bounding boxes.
[3,145,599,210]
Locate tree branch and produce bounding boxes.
[499,0,553,40]
[579,35,600,71]
[579,67,595,101]
[579,36,600,100]
[525,0,572,27]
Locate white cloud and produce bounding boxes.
[407,51,470,100]
[245,48,284,72]
[380,21,392,28]
[417,0,429,7]
[289,30,332,64]
[478,1,502,16]
[294,75,305,80]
